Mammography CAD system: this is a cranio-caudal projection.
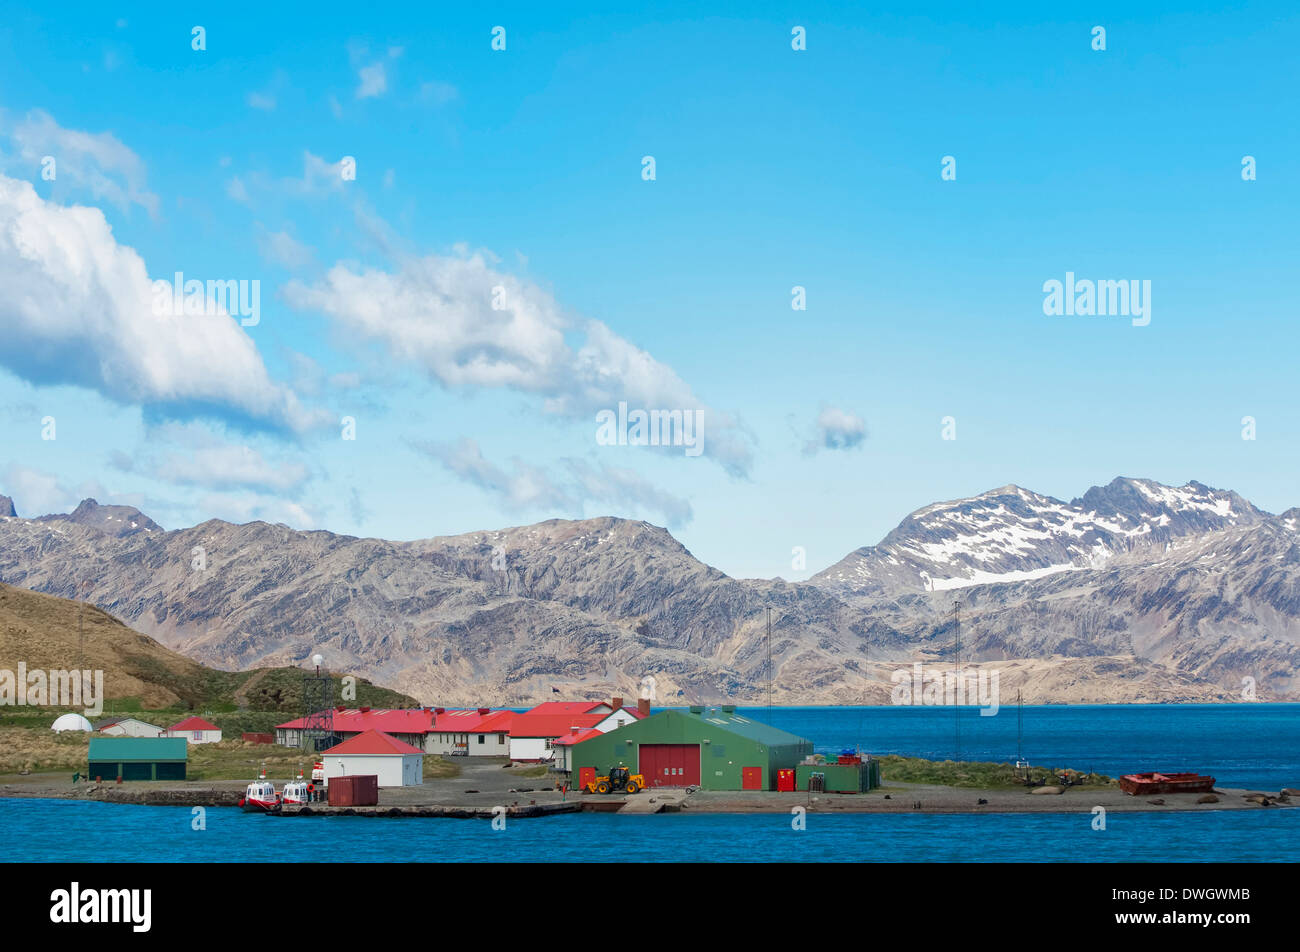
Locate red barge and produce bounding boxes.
[1119,772,1216,796]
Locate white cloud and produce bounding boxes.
[286,248,754,475]
[4,109,158,216]
[418,437,571,511]
[198,491,317,528]
[256,226,314,269]
[803,405,868,455]
[563,458,693,527]
[356,63,387,99]
[226,176,249,203]
[247,91,277,111]
[414,438,693,527]
[117,422,310,493]
[156,445,308,493]
[296,151,348,194]
[0,173,320,433]
[0,464,77,516]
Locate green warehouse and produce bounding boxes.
[570,706,813,791]
[87,737,188,781]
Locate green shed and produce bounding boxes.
[88,737,188,781]
[570,707,813,792]
[795,761,879,793]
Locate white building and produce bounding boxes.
[320,729,424,787]
[507,701,616,762]
[165,716,223,744]
[425,708,513,757]
[94,717,162,737]
[594,706,645,732]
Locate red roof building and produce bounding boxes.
[170,716,219,732]
[550,727,602,747]
[165,715,222,744]
[276,708,435,735]
[508,711,605,762]
[427,708,515,757]
[321,729,424,756]
[319,730,425,787]
[274,707,517,757]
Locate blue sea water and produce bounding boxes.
[2,797,1298,862]
[766,702,1300,791]
[4,704,1297,862]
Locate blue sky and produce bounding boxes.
[0,2,1296,580]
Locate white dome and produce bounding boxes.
[51,713,93,733]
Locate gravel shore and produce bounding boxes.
[2,762,1291,815]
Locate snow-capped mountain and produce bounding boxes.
[0,477,1294,703]
[809,478,1267,602]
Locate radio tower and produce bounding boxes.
[952,600,961,762]
[299,653,334,752]
[766,607,773,719]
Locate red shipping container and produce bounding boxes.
[776,768,796,792]
[328,774,379,806]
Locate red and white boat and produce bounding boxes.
[281,780,312,805]
[237,779,281,812]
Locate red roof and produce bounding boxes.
[428,709,513,734]
[551,727,602,747]
[276,708,435,734]
[170,716,219,732]
[510,712,604,738]
[472,710,515,733]
[524,701,611,716]
[321,729,423,756]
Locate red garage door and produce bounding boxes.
[639,744,701,787]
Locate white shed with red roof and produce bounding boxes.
[165,716,222,745]
[320,729,424,787]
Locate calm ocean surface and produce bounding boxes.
[4,704,1297,863]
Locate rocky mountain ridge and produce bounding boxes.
[0,477,1295,704]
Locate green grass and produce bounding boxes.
[878,755,1113,789]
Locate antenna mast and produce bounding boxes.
[766,607,773,719]
[953,599,961,762]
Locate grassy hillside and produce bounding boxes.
[0,582,418,715]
